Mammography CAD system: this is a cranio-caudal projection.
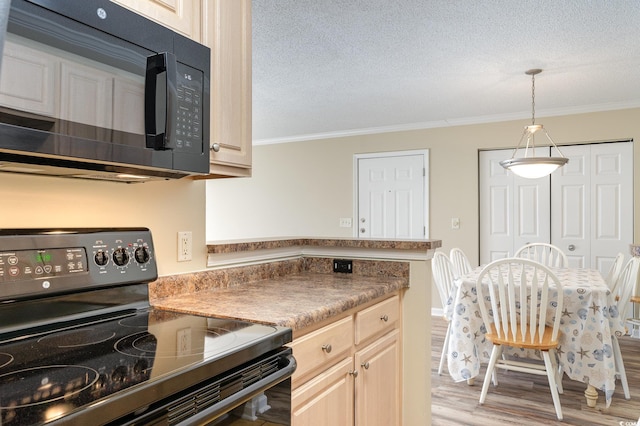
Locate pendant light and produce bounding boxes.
[500,69,568,179]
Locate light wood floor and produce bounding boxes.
[430,316,640,425]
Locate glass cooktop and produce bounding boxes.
[0,308,287,425]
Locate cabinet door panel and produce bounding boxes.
[355,329,400,426]
[204,0,252,175]
[60,61,113,129]
[110,0,201,40]
[0,38,57,116]
[292,357,354,426]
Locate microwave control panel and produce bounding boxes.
[175,62,203,153]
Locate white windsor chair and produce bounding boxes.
[514,242,568,268]
[432,251,457,376]
[476,258,564,420]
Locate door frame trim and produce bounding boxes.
[353,149,430,238]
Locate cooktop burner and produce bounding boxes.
[0,353,13,369]
[37,329,117,348]
[0,365,99,409]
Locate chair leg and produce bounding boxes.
[479,345,502,404]
[550,350,563,394]
[438,322,451,375]
[612,335,630,400]
[543,351,563,420]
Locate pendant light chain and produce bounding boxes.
[531,72,536,126]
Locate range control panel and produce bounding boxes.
[0,228,157,300]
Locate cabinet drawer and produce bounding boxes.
[355,295,399,345]
[290,316,354,386]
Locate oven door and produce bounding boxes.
[120,348,296,426]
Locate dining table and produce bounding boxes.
[443,265,626,408]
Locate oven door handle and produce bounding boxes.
[176,353,297,425]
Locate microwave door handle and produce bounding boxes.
[145,52,177,150]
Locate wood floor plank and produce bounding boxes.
[430,316,640,425]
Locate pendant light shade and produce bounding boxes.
[500,69,568,179]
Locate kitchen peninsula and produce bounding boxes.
[150,237,440,426]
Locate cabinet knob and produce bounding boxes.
[361,362,370,370]
[349,370,359,377]
[210,143,220,152]
[321,344,332,353]
[568,244,576,251]
[380,314,389,322]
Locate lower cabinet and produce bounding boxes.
[291,357,354,425]
[354,329,400,426]
[290,294,401,426]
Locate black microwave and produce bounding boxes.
[0,0,210,183]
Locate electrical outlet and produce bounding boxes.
[176,328,192,356]
[177,231,192,262]
[339,218,352,228]
[333,259,353,273]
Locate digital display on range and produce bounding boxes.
[0,247,87,283]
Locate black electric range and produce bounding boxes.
[0,228,295,425]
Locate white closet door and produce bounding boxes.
[551,145,590,267]
[551,142,633,272]
[479,149,550,264]
[479,150,512,263]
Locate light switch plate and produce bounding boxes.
[339,218,352,227]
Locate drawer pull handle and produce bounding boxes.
[322,344,332,353]
[349,370,359,377]
[380,315,389,322]
[361,362,370,370]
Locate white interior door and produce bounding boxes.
[356,151,427,239]
[479,149,550,264]
[551,142,633,271]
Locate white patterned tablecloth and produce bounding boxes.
[444,266,626,405]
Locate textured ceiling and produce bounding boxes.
[252,0,640,144]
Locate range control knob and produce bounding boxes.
[134,246,150,264]
[94,250,109,266]
[112,248,130,267]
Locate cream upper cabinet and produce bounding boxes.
[109,0,202,40]
[291,294,402,426]
[201,0,252,178]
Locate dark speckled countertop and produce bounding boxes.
[151,270,407,332]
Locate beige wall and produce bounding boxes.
[0,174,209,277]
[206,108,640,307]
[4,108,638,284]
